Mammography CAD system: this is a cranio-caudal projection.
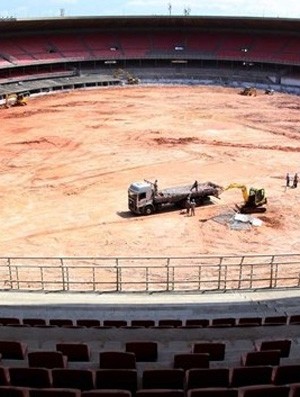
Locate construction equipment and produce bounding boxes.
[128,179,222,215]
[224,183,267,213]
[113,68,139,85]
[265,88,274,95]
[4,92,29,108]
[240,87,257,96]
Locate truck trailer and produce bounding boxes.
[128,180,222,215]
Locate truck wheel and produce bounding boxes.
[144,205,154,215]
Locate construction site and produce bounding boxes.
[0,84,299,258]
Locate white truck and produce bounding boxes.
[128,180,222,215]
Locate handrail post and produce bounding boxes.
[116,258,120,292]
[60,258,65,291]
[218,257,223,290]
[7,258,12,289]
[166,258,170,291]
[238,256,245,289]
[145,266,149,292]
[270,255,275,288]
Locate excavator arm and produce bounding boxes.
[225,183,249,203]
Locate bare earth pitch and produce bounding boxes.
[0,85,300,257]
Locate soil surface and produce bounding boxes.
[0,85,299,257]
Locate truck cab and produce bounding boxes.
[128,181,155,215]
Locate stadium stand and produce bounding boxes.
[0,15,300,99]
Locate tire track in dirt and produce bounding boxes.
[153,137,300,152]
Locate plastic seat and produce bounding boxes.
[290,384,300,397]
[136,390,184,397]
[48,319,74,327]
[289,315,300,325]
[238,384,289,397]
[230,365,273,387]
[29,388,81,397]
[99,352,136,369]
[173,353,209,370]
[0,367,9,386]
[210,318,236,327]
[102,321,127,328]
[0,341,27,359]
[125,341,158,362]
[56,343,91,361]
[272,364,300,385]
[9,367,52,388]
[185,368,230,389]
[95,369,137,394]
[0,318,21,326]
[23,319,47,327]
[76,319,101,327]
[52,368,94,391]
[82,391,132,397]
[0,386,29,396]
[255,339,291,357]
[28,351,68,369]
[192,342,226,361]
[185,320,209,328]
[131,320,155,328]
[142,369,185,389]
[237,317,262,327]
[187,388,238,397]
[263,316,287,326]
[158,320,182,328]
[241,350,281,366]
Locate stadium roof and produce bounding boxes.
[1,16,300,35]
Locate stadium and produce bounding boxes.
[0,11,300,397]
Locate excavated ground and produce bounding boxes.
[0,85,299,257]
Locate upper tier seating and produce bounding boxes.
[0,30,300,69]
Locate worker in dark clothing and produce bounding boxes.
[286,173,290,188]
[153,180,158,195]
[293,173,298,188]
[186,196,191,216]
[191,180,198,192]
[190,199,196,216]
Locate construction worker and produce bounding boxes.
[153,180,158,195]
[191,180,198,192]
[286,173,290,188]
[190,199,196,216]
[186,196,191,216]
[293,173,298,188]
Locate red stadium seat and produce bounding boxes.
[28,351,67,369]
[56,343,91,361]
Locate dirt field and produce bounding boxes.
[0,85,299,258]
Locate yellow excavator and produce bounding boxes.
[113,68,139,85]
[224,183,267,213]
[4,92,29,108]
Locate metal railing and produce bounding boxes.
[0,254,300,293]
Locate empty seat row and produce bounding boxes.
[0,339,292,368]
[0,315,298,327]
[1,364,300,391]
[0,385,298,397]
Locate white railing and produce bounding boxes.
[0,254,300,293]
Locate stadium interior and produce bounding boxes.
[0,14,300,397]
